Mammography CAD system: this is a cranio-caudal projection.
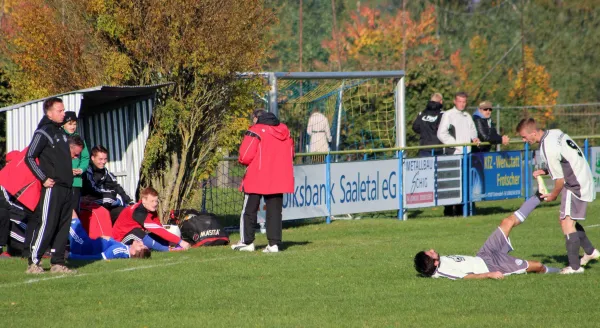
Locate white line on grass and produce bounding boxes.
[586,224,600,228]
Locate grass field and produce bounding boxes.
[2,198,600,327]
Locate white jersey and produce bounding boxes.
[539,130,595,202]
[432,255,489,280]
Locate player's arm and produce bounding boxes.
[238,130,260,165]
[436,113,455,145]
[25,132,49,183]
[543,178,564,202]
[463,272,504,280]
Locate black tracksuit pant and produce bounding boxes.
[240,193,283,246]
[29,185,73,265]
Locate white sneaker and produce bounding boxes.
[580,249,600,266]
[231,242,255,252]
[559,266,585,275]
[262,244,279,253]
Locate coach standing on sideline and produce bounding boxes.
[231,109,294,253]
[25,97,76,274]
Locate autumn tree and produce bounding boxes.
[87,0,275,220]
[321,5,455,151]
[508,46,558,124]
[0,0,107,101]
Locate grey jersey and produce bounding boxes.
[540,130,594,202]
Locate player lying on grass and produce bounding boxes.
[414,195,561,280]
[69,218,150,260]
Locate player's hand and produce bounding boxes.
[43,178,55,188]
[501,135,510,145]
[179,240,191,250]
[532,169,546,178]
[541,193,557,202]
[472,138,481,146]
[487,271,504,280]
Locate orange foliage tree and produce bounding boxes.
[508,46,558,123]
[322,5,439,71]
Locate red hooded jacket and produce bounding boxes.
[238,112,294,195]
[0,148,42,211]
[112,202,181,245]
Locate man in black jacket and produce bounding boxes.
[412,93,447,157]
[472,101,509,152]
[82,145,134,223]
[25,97,79,274]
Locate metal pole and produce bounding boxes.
[398,150,405,220]
[326,154,332,224]
[335,81,345,155]
[395,77,406,148]
[584,138,589,162]
[268,72,278,117]
[462,146,468,217]
[524,143,529,198]
[496,104,501,152]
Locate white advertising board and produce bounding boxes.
[403,157,435,208]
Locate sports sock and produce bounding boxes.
[514,196,541,222]
[575,222,595,255]
[142,235,169,252]
[565,232,581,270]
[543,265,560,274]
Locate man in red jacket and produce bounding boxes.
[231,109,294,253]
[112,187,190,251]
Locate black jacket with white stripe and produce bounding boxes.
[82,163,132,207]
[25,116,73,188]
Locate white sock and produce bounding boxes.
[544,265,560,274]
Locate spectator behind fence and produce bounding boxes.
[472,101,509,153]
[232,109,294,253]
[82,146,134,224]
[306,108,332,163]
[61,111,90,216]
[437,92,480,217]
[25,97,83,274]
[412,93,446,157]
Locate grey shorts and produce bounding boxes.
[560,189,588,220]
[477,228,529,275]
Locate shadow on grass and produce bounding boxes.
[66,260,98,269]
[256,240,311,251]
[530,254,568,265]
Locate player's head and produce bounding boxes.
[68,135,84,159]
[516,118,541,144]
[140,187,159,212]
[252,109,266,125]
[129,240,151,259]
[91,145,109,169]
[454,92,468,111]
[430,92,443,104]
[43,97,65,123]
[414,249,439,277]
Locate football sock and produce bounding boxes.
[565,232,581,270]
[514,196,541,222]
[142,235,169,252]
[575,222,595,255]
[543,266,560,274]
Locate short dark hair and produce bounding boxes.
[455,92,468,99]
[253,109,266,119]
[132,247,151,259]
[43,97,63,113]
[414,251,437,277]
[67,135,84,148]
[91,145,108,157]
[516,118,537,134]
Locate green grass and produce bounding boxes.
[2,199,600,327]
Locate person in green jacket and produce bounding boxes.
[62,111,90,216]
